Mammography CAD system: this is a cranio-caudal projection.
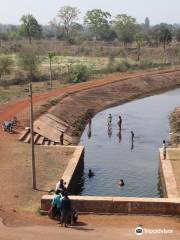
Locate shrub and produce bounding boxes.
[106,58,132,73]
[17,50,42,82]
[65,64,90,83]
[0,54,14,79]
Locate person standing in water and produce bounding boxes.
[131,131,135,142]
[87,117,92,139]
[107,114,112,126]
[118,116,122,130]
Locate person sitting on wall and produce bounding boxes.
[118,179,125,187]
[56,179,66,192]
[88,169,95,177]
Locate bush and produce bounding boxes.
[17,50,41,82]
[106,58,133,73]
[0,54,14,79]
[105,58,170,74]
[65,64,90,83]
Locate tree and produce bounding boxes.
[158,24,173,50]
[48,52,55,88]
[144,17,150,30]
[18,50,41,81]
[57,6,80,41]
[175,28,180,42]
[0,54,14,80]
[20,14,42,44]
[113,14,138,45]
[49,18,63,39]
[135,32,144,61]
[84,9,111,40]
[71,22,85,41]
[148,26,161,47]
[0,32,8,47]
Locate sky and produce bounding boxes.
[0,0,179,25]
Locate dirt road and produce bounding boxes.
[0,215,180,240]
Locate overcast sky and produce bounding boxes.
[0,0,179,25]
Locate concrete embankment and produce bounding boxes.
[18,69,180,146]
[42,70,180,144]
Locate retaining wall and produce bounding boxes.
[41,145,180,216]
[41,195,180,215]
[62,146,84,194]
[159,148,179,198]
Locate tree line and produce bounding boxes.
[0,6,180,47]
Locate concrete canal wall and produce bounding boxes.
[41,195,180,215]
[41,146,180,216]
[62,146,84,194]
[159,148,179,198]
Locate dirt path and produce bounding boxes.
[0,215,179,240]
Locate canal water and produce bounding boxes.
[78,88,180,197]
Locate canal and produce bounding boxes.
[78,88,180,197]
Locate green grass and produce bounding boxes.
[1,53,136,72]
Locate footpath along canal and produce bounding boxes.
[78,88,180,197]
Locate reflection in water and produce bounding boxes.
[131,141,134,151]
[131,131,135,142]
[86,118,92,139]
[78,88,180,197]
[107,125,112,138]
[87,125,92,139]
[117,128,122,143]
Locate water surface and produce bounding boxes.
[79,88,180,197]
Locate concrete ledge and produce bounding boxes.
[62,146,84,193]
[159,148,179,198]
[41,195,180,215]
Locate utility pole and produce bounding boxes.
[48,52,55,89]
[29,83,36,189]
[49,56,52,88]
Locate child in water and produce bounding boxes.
[88,169,95,177]
[118,179,125,187]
